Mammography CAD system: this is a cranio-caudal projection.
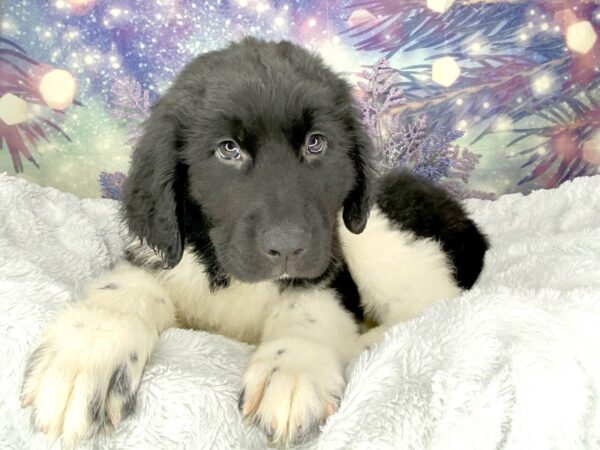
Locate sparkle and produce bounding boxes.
[431,56,461,87]
[483,102,490,109]
[566,21,597,54]
[256,2,269,13]
[540,23,549,31]
[532,74,554,96]
[456,98,463,105]
[427,0,455,14]
[469,42,483,54]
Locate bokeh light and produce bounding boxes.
[566,21,597,54]
[0,93,28,125]
[427,0,455,14]
[39,69,77,110]
[431,56,461,87]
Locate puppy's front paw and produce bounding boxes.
[21,305,154,448]
[239,337,345,446]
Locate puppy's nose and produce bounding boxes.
[260,226,310,262]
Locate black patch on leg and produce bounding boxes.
[99,283,118,290]
[130,352,138,363]
[375,171,489,289]
[328,265,364,322]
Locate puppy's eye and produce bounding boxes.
[306,134,327,155]
[217,140,242,161]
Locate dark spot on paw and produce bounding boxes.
[130,352,138,363]
[108,365,130,396]
[88,390,107,427]
[23,345,47,384]
[276,349,285,357]
[270,366,279,375]
[331,392,342,407]
[155,297,166,304]
[122,394,137,418]
[238,388,245,411]
[99,283,118,290]
[264,424,275,442]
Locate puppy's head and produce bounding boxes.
[121,38,373,283]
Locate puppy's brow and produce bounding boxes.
[287,108,314,150]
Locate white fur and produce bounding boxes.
[338,207,462,347]
[159,252,281,344]
[21,264,174,448]
[241,288,359,444]
[23,208,460,447]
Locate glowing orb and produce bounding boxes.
[493,115,513,132]
[347,9,377,27]
[532,73,554,96]
[431,56,461,87]
[427,0,455,14]
[566,21,597,54]
[0,93,28,125]
[67,0,97,15]
[39,69,76,110]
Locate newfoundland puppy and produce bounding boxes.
[21,38,488,447]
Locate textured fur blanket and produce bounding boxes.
[2,173,600,449]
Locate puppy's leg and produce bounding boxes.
[21,262,174,448]
[239,288,360,446]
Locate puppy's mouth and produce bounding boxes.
[218,250,330,283]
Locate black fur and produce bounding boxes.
[375,171,489,289]
[120,37,372,282]
[328,265,364,322]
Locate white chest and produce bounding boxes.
[158,252,281,343]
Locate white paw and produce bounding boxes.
[21,304,155,448]
[239,337,345,446]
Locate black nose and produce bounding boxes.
[260,226,310,262]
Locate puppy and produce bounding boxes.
[21,38,488,448]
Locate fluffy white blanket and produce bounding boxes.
[1,173,600,450]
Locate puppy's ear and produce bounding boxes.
[120,97,185,269]
[343,118,374,234]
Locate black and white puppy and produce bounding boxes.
[21,38,488,447]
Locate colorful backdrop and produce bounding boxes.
[1,0,599,200]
